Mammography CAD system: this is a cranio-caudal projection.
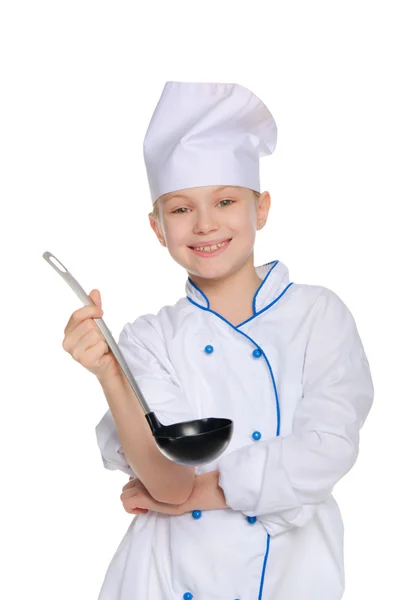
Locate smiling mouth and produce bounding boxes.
[188,239,232,253]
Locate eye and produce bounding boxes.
[171,199,234,214]
[172,207,190,214]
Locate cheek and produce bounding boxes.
[230,212,256,234]
[163,222,190,247]
[165,232,185,250]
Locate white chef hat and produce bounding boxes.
[143,80,277,205]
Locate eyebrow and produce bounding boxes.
[163,186,238,203]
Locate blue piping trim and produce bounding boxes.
[186,281,294,332]
[258,533,271,600]
[186,296,284,437]
[188,259,280,315]
[252,260,279,315]
[185,274,294,599]
[239,282,294,328]
[188,278,210,309]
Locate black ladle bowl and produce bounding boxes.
[145,412,233,465]
[43,251,234,466]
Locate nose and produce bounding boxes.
[193,207,219,235]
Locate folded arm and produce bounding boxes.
[95,316,196,505]
[217,290,374,536]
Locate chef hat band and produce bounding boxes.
[143,81,278,205]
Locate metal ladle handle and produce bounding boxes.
[42,251,151,416]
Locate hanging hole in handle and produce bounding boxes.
[49,255,68,273]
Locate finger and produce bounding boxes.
[63,313,104,354]
[121,476,135,492]
[70,329,107,364]
[122,480,134,492]
[121,479,140,495]
[67,317,103,350]
[123,496,149,514]
[120,486,139,501]
[122,480,136,492]
[64,304,103,337]
[90,289,102,309]
[64,303,103,337]
[77,339,109,369]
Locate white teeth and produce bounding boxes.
[193,241,227,252]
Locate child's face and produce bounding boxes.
[150,185,270,280]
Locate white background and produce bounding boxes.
[1,1,395,598]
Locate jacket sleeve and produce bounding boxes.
[217,289,374,537]
[95,315,196,477]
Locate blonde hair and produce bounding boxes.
[149,189,261,223]
[149,197,161,222]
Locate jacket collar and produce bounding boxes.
[185,260,291,314]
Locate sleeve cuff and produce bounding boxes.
[217,437,300,517]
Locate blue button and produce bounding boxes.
[183,593,193,600]
[192,510,202,519]
[252,348,262,358]
[247,516,257,524]
[252,431,262,441]
[204,345,214,354]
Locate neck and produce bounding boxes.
[187,255,262,311]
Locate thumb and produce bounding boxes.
[89,289,102,309]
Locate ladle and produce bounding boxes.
[43,251,233,466]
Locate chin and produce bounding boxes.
[188,263,236,280]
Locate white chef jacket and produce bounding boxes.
[95,260,374,600]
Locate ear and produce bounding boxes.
[257,192,271,229]
[148,214,166,246]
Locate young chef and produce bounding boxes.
[88,81,374,599]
